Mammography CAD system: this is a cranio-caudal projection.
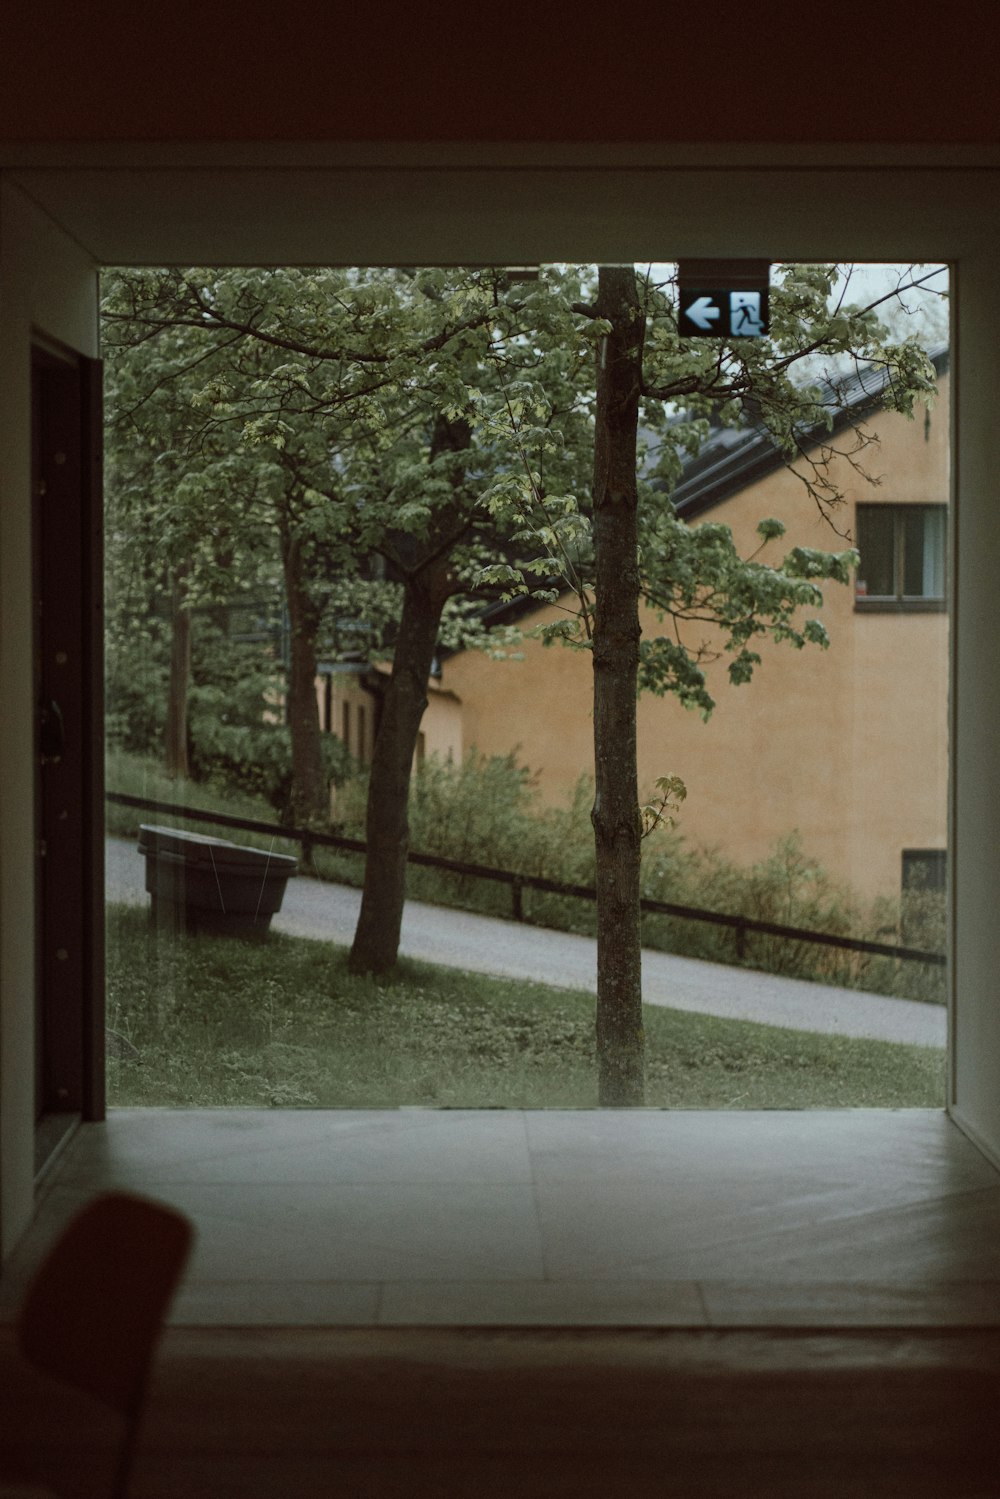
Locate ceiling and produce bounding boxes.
[5,147,998,267]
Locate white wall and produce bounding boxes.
[948,256,1000,1155]
[0,179,98,1257]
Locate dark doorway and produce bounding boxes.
[31,341,105,1173]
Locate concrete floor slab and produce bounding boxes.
[4,1108,1000,1328]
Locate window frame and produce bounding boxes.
[903,847,948,893]
[854,502,948,613]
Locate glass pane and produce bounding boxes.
[905,505,947,598]
[103,261,950,1116]
[903,848,947,891]
[856,507,896,597]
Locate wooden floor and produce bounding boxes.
[4,1326,1000,1498]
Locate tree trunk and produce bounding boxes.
[348,411,470,977]
[164,571,191,779]
[282,532,328,828]
[348,574,445,976]
[591,265,646,1106]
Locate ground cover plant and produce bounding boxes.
[106,905,945,1110]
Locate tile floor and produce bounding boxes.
[4,1107,1000,1328]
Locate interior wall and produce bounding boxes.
[0,180,98,1258]
[948,256,1000,1152]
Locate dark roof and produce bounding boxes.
[668,343,949,521]
[446,343,949,648]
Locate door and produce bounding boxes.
[31,342,105,1170]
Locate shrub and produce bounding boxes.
[386,753,945,1004]
[189,718,353,822]
[331,749,604,927]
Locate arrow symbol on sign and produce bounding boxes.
[685,295,721,331]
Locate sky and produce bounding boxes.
[641,261,950,388]
[831,263,949,345]
[645,261,949,343]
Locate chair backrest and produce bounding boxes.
[17,1191,193,1420]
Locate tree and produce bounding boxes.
[476,261,943,1103]
[106,259,942,1105]
[103,265,591,964]
[588,267,647,1104]
[102,308,277,783]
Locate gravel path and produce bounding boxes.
[106,837,946,1050]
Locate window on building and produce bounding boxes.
[855,504,946,610]
[901,848,947,949]
[341,700,351,748]
[902,848,947,892]
[321,672,333,734]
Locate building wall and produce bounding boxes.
[418,682,463,767]
[318,669,376,765]
[443,381,949,904]
[326,667,462,822]
[360,667,463,770]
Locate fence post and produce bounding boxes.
[736,918,747,961]
[512,877,524,922]
[301,830,314,871]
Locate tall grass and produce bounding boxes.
[106,747,299,855]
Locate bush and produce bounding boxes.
[339,751,945,1005]
[642,831,946,1004]
[642,834,864,978]
[330,749,603,927]
[189,718,353,823]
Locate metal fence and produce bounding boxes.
[106,791,946,969]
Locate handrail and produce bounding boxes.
[106,790,946,968]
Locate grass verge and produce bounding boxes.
[106,904,945,1109]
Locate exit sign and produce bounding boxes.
[677,259,771,338]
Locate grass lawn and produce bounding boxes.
[106,905,946,1109]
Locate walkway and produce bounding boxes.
[107,837,945,1047]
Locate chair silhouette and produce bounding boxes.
[15,1191,194,1499]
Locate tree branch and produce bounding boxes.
[105,278,510,370]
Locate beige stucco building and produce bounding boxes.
[318,662,463,774]
[442,362,949,904]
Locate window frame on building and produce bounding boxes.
[903,847,948,893]
[854,502,947,612]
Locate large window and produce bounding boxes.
[855,503,947,610]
